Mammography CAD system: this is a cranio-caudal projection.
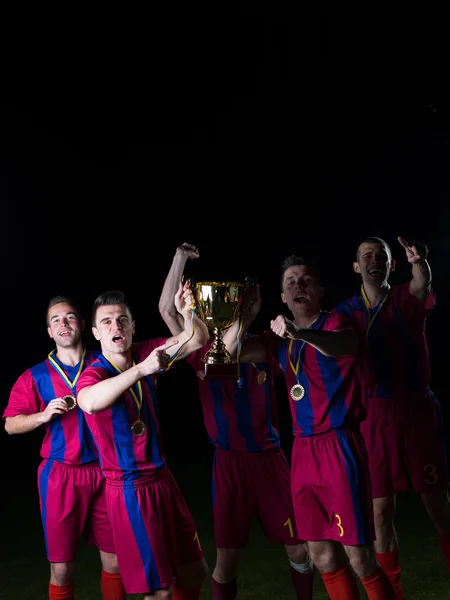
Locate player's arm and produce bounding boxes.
[4,373,68,435]
[159,243,199,336]
[223,284,267,361]
[5,399,68,435]
[398,236,432,301]
[168,282,209,361]
[78,344,172,414]
[270,315,358,357]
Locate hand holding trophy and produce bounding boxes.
[193,280,248,380]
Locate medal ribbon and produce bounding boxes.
[48,348,86,390]
[102,355,143,415]
[288,313,325,382]
[360,285,390,338]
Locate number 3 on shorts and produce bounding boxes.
[335,514,344,537]
[424,464,438,485]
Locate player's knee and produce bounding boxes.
[373,496,395,529]
[285,543,309,565]
[176,557,208,588]
[50,562,75,585]
[150,587,173,600]
[99,550,120,573]
[347,546,378,579]
[213,548,240,581]
[307,542,339,573]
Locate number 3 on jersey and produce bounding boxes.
[335,514,344,537]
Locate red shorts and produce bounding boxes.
[38,459,114,562]
[212,448,301,548]
[291,429,375,546]
[105,468,204,595]
[361,389,449,498]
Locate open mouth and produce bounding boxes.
[59,330,72,337]
[294,295,307,303]
[112,334,124,343]
[368,269,384,277]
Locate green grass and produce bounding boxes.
[1,455,449,599]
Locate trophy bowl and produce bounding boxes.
[193,281,245,379]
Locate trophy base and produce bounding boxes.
[197,363,239,381]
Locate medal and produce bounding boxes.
[131,420,146,436]
[290,383,305,401]
[63,394,77,410]
[257,370,267,385]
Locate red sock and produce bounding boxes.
[438,531,450,570]
[361,567,396,600]
[49,582,74,600]
[376,551,404,599]
[172,585,202,600]
[321,564,360,600]
[290,565,314,599]
[211,577,237,600]
[100,570,126,600]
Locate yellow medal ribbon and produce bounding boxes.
[102,355,143,414]
[48,348,86,389]
[360,285,390,338]
[288,315,320,382]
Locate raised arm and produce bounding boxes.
[397,236,432,301]
[159,243,200,335]
[168,281,209,361]
[223,284,268,362]
[270,315,358,358]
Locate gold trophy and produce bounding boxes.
[193,281,245,380]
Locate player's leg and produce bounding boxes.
[86,466,125,599]
[38,460,85,600]
[254,449,313,598]
[361,399,408,599]
[160,472,207,600]
[405,389,450,569]
[308,540,360,599]
[343,544,395,599]
[209,451,254,599]
[104,481,175,596]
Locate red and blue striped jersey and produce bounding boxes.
[264,310,366,437]
[3,349,100,465]
[336,282,436,399]
[186,338,281,452]
[76,339,168,484]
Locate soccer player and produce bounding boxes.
[76,284,209,600]
[159,243,314,600]
[229,255,396,600]
[3,296,125,600]
[337,236,450,599]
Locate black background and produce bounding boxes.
[1,6,450,479]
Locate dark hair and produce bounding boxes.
[280,255,321,290]
[356,237,392,261]
[92,290,133,326]
[46,295,82,326]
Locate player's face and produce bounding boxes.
[281,265,323,316]
[47,303,84,348]
[92,304,135,356]
[354,242,394,286]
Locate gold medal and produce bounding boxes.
[290,384,305,401]
[63,394,77,410]
[257,370,267,385]
[131,419,146,436]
